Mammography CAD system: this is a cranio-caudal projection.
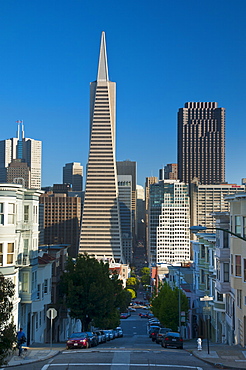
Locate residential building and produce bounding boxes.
[79,32,123,262]
[190,180,245,232]
[178,102,225,185]
[0,122,42,189]
[118,175,133,265]
[148,180,190,265]
[0,183,44,344]
[63,162,83,192]
[224,193,246,347]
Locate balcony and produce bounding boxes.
[215,280,231,294]
[215,247,230,262]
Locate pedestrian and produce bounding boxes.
[17,328,26,356]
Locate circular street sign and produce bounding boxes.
[46,308,57,320]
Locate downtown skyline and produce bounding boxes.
[0,1,246,187]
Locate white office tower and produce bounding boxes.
[79,32,123,262]
[150,180,190,264]
[0,122,42,189]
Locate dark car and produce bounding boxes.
[161,332,183,349]
[149,326,161,341]
[66,332,90,349]
[85,331,98,347]
[156,328,172,344]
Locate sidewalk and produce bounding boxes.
[185,339,246,369]
[6,343,65,367]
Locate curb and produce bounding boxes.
[5,350,61,368]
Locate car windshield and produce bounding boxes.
[167,332,179,337]
[69,332,87,338]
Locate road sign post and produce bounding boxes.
[46,308,57,350]
[200,296,213,354]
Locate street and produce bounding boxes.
[5,311,218,370]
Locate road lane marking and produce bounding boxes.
[111,351,130,370]
[42,364,203,369]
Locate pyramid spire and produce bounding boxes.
[97,31,109,81]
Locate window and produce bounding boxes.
[231,254,233,275]
[32,271,37,291]
[243,217,246,238]
[8,203,15,224]
[37,284,41,299]
[235,216,241,236]
[237,289,242,309]
[24,205,29,222]
[244,259,246,282]
[22,272,29,292]
[7,243,14,264]
[217,292,223,302]
[35,313,38,330]
[235,255,242,277]
[44,279,48,294]
[0,244,2,266]
[224,263,229,282]
[201,244,205,258]
[0,203,4,224]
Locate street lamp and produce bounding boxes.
[200,295,213,354]
[190,225,246,242]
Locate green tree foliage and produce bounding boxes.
[126,277,139,291]
[140,267,150,276]
[0,273,16,365]
[126,288,136,299]
[141,274,150,286]
[151,282,189,331]
[60,254,130,330]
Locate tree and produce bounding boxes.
[126,288,136,299]
[0,273,16,365]
[151,282,188,331]
[60,254,129,330]
[140,267,150,276]
[126,277,139,292]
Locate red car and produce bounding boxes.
[66,332,90,349]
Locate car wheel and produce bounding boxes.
[152,338,155,342]
[179,346,183,349]
[161,342,164,347]
[164,344,167,348]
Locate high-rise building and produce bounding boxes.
[40,188,81,258]
[145,176,158,260]
[0,122,42,189]
[63,162,83,191]
[118,175,132,264]
[117,160,137,247]
[178,102,225,185]
[79,32,123,262]
[148,180,190,265]
[189,180,245,232]
[159,164,178,180]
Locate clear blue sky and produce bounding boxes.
[0,0,245,187]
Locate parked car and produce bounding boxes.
[85,331,98,347]
[103,330,111,341]
[115,326,123,337]
[149,326,161,341]
[161,332,183,349]
[104,329,114,340]
[140,313,149,318]
[156,328,172,344]
[95,330,106,343]
[66,332,90,349]
[120,312,129,319]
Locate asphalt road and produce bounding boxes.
[7,311,217,370]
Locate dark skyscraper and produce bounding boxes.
[178,102,225,185]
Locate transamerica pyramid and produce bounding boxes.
[79,32,124,263]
